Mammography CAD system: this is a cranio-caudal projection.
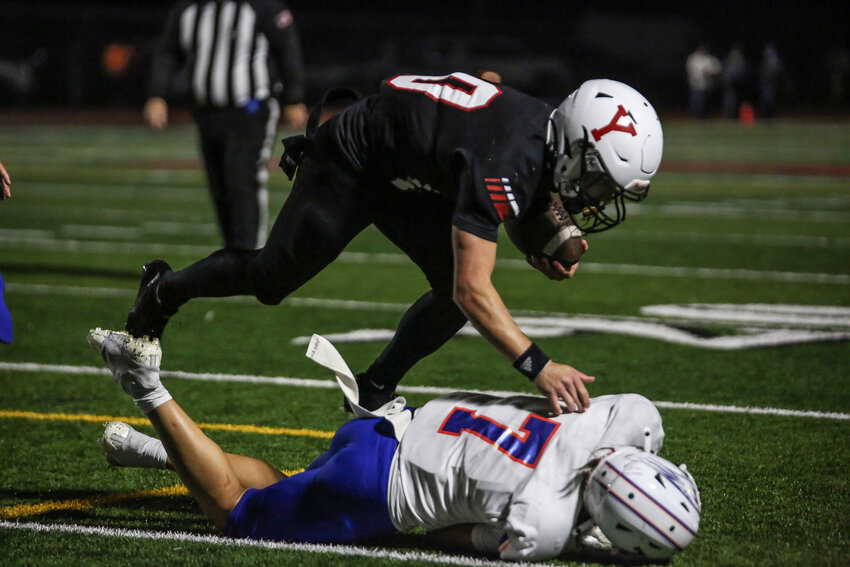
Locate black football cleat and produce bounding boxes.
[125,260,175,340]
[343,374,397,413]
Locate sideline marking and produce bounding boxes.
[1,364,847,421]
[0,484,188,519]
[1,468,306,520]
[0,409,334,440]
[0,520,540,567]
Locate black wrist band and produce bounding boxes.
[513,343,551,380]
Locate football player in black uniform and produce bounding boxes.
[127,73,663,415]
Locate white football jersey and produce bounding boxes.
[387,392,664,562]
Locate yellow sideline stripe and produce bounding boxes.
[0,468,307,519]
[0,484,190,519]
[0,409,324,518]
[0,410,334,439]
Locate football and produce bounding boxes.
[504,195,585,266]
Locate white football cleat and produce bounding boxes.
[99,421,168,469]
[87,328,162,395]
[88,328,172,413]
[88,328,161,368]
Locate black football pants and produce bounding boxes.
[194,99,279,249]
[159,131,468,390]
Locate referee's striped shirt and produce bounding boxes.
[148,0,304,108]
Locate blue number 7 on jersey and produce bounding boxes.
[438,407,560,468]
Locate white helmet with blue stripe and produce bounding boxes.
[583,447,701,558]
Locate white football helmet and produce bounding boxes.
[583,447,701,559]
[548,79,663,232]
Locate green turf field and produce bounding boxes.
[0,118,848,566]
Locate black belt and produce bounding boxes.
[278,87,361,180]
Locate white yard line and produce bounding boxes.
[5,224,849,248]
[0,520,541,567]
[640,303,850,327]
[628,202,850,222]
[3,237,846,283]
[7,283,850,327]
[61,224,142,239]
[21,182,208,202]
[597,229,850,248]
[1,361,847,420]
[4,283,409,311]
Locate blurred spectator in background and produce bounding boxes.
[1,159,12,344]
[0,269,11,344]
[101,41,149,106]
[722,43,748,119]
[828,46,850,105]
[758,43,783,118]
[0,159,10,201]
[145,0,308,250]
[0,272,11,344]
[685,43,721,118]
[0,49,46,104]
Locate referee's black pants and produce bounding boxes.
[159,117,468,389]
[194,99,279,249]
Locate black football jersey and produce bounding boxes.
[330,72,554,242]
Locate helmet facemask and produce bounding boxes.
[552,125,650,233]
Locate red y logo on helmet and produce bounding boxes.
[591,105,636,141]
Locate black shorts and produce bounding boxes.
[226,417,399,543]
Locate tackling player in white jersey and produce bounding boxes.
[88,329,700,562]
[390,391,667,560]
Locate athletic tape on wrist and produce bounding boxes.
[135,385,172,415]
[513,342,551,380]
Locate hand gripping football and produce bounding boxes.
[504,195,585,267]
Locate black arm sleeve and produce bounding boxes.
[256,0,305,104]
[147,3,186,100]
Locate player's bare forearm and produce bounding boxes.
[452,227,595,415]
[451,228,532,360]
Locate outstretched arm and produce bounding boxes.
[451,228,594,415]
[144,4,182,130]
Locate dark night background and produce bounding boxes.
[0,0,847,115]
